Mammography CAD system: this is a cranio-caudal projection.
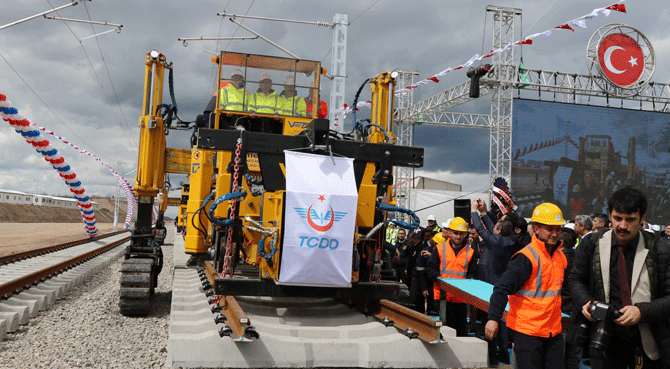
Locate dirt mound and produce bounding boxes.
[0,203,119,223]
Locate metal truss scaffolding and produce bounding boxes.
[487,5,520,188]
[393,5,670,206]
[393,70,419,222]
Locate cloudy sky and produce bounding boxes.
[1,0,668,201]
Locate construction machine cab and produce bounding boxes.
[211,52,324,135]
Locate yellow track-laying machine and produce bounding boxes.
[119,50,424,316]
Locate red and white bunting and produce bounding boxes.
[339,0,627,122]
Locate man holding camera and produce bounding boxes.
[485,202,568,369]
[568,186,670,369]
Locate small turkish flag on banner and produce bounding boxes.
[555,23,575,32]
[515,39,533,45]
[428,76,440,83]
[605,4,626,13]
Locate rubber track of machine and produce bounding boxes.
[119,258,154,316]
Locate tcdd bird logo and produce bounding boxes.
[295,195,347,232]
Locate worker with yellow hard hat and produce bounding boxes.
[485,202,568,369]
[427,216,479,337]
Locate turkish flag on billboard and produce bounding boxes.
[597,33,644,87]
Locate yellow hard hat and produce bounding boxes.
[432,233,446,244]
[447,217,468,232]
[531,203,566,225]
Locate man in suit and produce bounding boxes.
[568,186,670,369]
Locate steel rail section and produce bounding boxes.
[0,230,129,265]
[436,278,571,330]
[436,278,508,321]
[370,299,443,343]
[0,236,131,298]
[203,261,253,341]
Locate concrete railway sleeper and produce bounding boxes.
[0,233,130,341]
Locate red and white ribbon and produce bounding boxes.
[38,127,137,229]
[0,94,99,237]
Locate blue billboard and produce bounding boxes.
[512,99,670,224]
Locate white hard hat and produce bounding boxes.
[427,215,436,221]
[231,69,243,78]
[284,76,295,85]
[260,73,272,82]
[563,223,575,230]
[442,219,452,229]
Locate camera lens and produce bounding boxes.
[590,320,613,352]
[567,316,590,347]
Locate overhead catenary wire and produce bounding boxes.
[350,0,382,24]
[207,1,255,97]
[525,0,559,35]
[83,2,135,148]
[45,0,134,148]
[0,50,99,156]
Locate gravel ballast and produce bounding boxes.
[0,228,175,369]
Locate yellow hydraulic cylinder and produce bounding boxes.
[135,51,167,198]
[185,149,214,254]
[368,72,397,144]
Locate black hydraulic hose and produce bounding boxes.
[351,78,372,131]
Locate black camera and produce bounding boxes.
[568,301,623,352]
[588,301,622,352]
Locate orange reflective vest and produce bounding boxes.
[433,240,475,301]
[506,235,567,337]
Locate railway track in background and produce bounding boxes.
[0,231,130,340]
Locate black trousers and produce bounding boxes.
[408,272,437,315]
[564,340,582,369]
[589,333,664,369]
[440,300,468,337]
[511,329,564,369]
[480,311,509,362]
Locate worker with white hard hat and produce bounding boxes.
[249,73,281,133]
[219,68,250,113]
[277,75,306,117]
[423,214,440,234]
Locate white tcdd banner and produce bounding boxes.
[279,151,358,287]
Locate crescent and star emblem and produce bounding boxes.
[603,46,626,74]
[294,195,347,233]
[597,33,644,87]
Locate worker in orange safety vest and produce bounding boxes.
[485,202,568,369]
[427,217,479,336]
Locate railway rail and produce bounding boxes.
[168,230,486,368]
[0,230,128,265]
[0,231,130,340]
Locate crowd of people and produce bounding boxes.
[382,186,670,369]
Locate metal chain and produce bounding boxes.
[222,139,243,278]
